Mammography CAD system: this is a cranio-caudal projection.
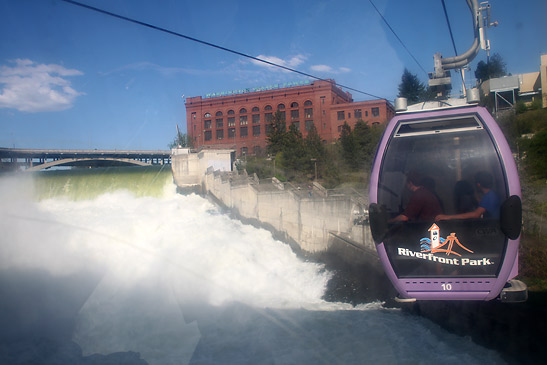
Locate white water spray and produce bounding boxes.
[0,174,505,364]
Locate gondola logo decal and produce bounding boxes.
[397,224,493,266]
[420,224,473,257]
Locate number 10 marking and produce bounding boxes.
[441,283,452,291]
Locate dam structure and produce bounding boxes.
[171,148,376,260]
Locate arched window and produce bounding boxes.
[215,111,223,116]
[304,100,312,106]
[264,105,272,111]
[228,109,235,115]
[252,106,260,112]
[239,108,247,114]
[204,112,211,118]
[277,104,285,110]
[290,102,299,108]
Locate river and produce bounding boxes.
[0,167,505,364]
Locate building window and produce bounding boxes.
[241,147,248,156]
[228,117,235,127]
[305,108,313,118]
[216,118,223,128]
[204,130,212,141]
[354,109,362,119]
[290,102,299,108]
[292,121,300,130]
[279,111,286,120]
[239,108,247,114]
[337,111,345,120]
[215,111,223,117]
[228,128,236,138]
[253,125,261,136]
[372,107,379,117]
[204,112,211,118]
[204,120,212,129]
[216,129,224,140]
[252,114,260,124]
[291,109,299,119]
[191,112,196,119]
[305,120,314,131]
[264,105,272,111]
[304,100,312,106]
[337,125,342,132]
[240,115,248,125]
[240,126,248,137]
[265,113,273,122]
[252,106,259,113]
[277,103,285,110]
[228,109,235,115]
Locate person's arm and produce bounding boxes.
[436,206,486,221]
[389,214,409,223]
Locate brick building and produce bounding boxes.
[185,79,394,156]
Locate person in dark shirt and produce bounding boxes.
[389,172,443,222]
[436,171,500,221]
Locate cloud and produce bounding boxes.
[250,54,307,71]
[0,59,84,112]
[310,64,351,74]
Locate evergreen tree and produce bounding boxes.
[168,127,190,149]
[474,53,508,82]
[280,123,309,172]
[305,123,325,160]
[398,68,427,103]
[340,122,358,169]
[266,111,287,155]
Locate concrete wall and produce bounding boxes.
[203,169,373,254]
[171,148,232,187]
[171,148,374,254]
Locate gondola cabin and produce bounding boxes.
[369,99,526,302]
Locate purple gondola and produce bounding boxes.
[368,101,527,302]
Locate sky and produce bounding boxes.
[0,0,545,150]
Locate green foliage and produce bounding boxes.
[474,53,508,82]
[515,108,547,136]
[340,122,358,169]
[526,130,547,179]
[397,68,430,103]
[266,111,287,155]
[280,123,310,174]
[339,121,385,171]
[168,128,191,149]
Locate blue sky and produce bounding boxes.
[0,0,545,150]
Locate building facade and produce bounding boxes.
[186,79,395,156]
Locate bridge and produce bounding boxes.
[0,148,171,171]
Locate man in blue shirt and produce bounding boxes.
[436,171,500,221]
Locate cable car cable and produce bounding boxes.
[59,0,385,100]
[367,0,428,76]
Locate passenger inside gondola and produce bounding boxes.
[388,171,443,223]
[436,171,500,221]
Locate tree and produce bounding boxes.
[304,123,325,160]
[168,126,191,149]
[474,53,507,83]
[398,68,427,103]
[280,123,309,172]
[339,122,358,169]
[266,111,287,155]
